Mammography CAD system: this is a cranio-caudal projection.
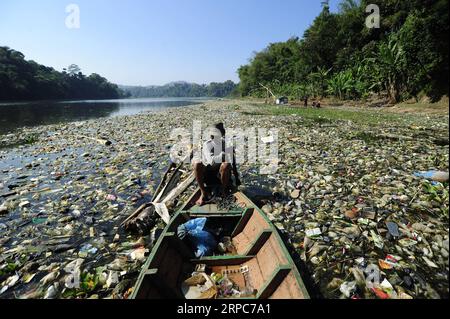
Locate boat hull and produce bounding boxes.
[130,191,310,299]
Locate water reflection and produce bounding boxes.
[0,98,206,135]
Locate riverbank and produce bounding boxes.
[0,99,449,299]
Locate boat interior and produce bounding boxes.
[132,192,309,299]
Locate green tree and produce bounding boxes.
[0,47,121,101]
[300,7,343,73]
[308,66,332,98]
[369,36,407,103]
[237,0,448,103]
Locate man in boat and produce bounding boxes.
[193,123,240,206]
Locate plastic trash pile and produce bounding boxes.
[182,267,255,299]
[1,99,448,299]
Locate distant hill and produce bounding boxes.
[120,80,238,98]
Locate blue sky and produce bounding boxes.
[0,0,340,86]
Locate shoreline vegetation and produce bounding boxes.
[0,99,448,299]
[0,47,122,101]
[0,46,237,102]
[237,0,449,106]
[3,2,448,107]
[2,2,448,107]
[119,81,238,99]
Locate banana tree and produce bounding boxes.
[327,70,353,99]
[308,66,333,98]
[372,37,407,103]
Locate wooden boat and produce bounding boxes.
[130,190,310,299]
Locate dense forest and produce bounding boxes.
[0,46,122,101]
[238,0,449,103]
[0,45,237,101]
[121,80,238,98]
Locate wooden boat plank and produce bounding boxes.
[159,251,184,290]
[152,162,179,203]
[257,265,291,299]
[254,234,288,282]
[130,218,178,299]
[233,211,270,255]
[246,229,272,256]
[231,208,254,237]
[161,173,195,205]
[235,192,310,299]
[210,265,247,290]
[186,212,243,218]
[120,202,150,227]
[190,255,253,266]
[142,268,184,299]
[245,258,265,292]
[270,271,306,299]
[165,232,195,259]
[131,190,311,299]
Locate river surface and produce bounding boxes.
[0,97,209,135]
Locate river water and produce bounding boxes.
[0,97,208,135]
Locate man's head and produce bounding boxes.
[214,123,226,137]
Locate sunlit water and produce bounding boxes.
[0,97,209,135]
